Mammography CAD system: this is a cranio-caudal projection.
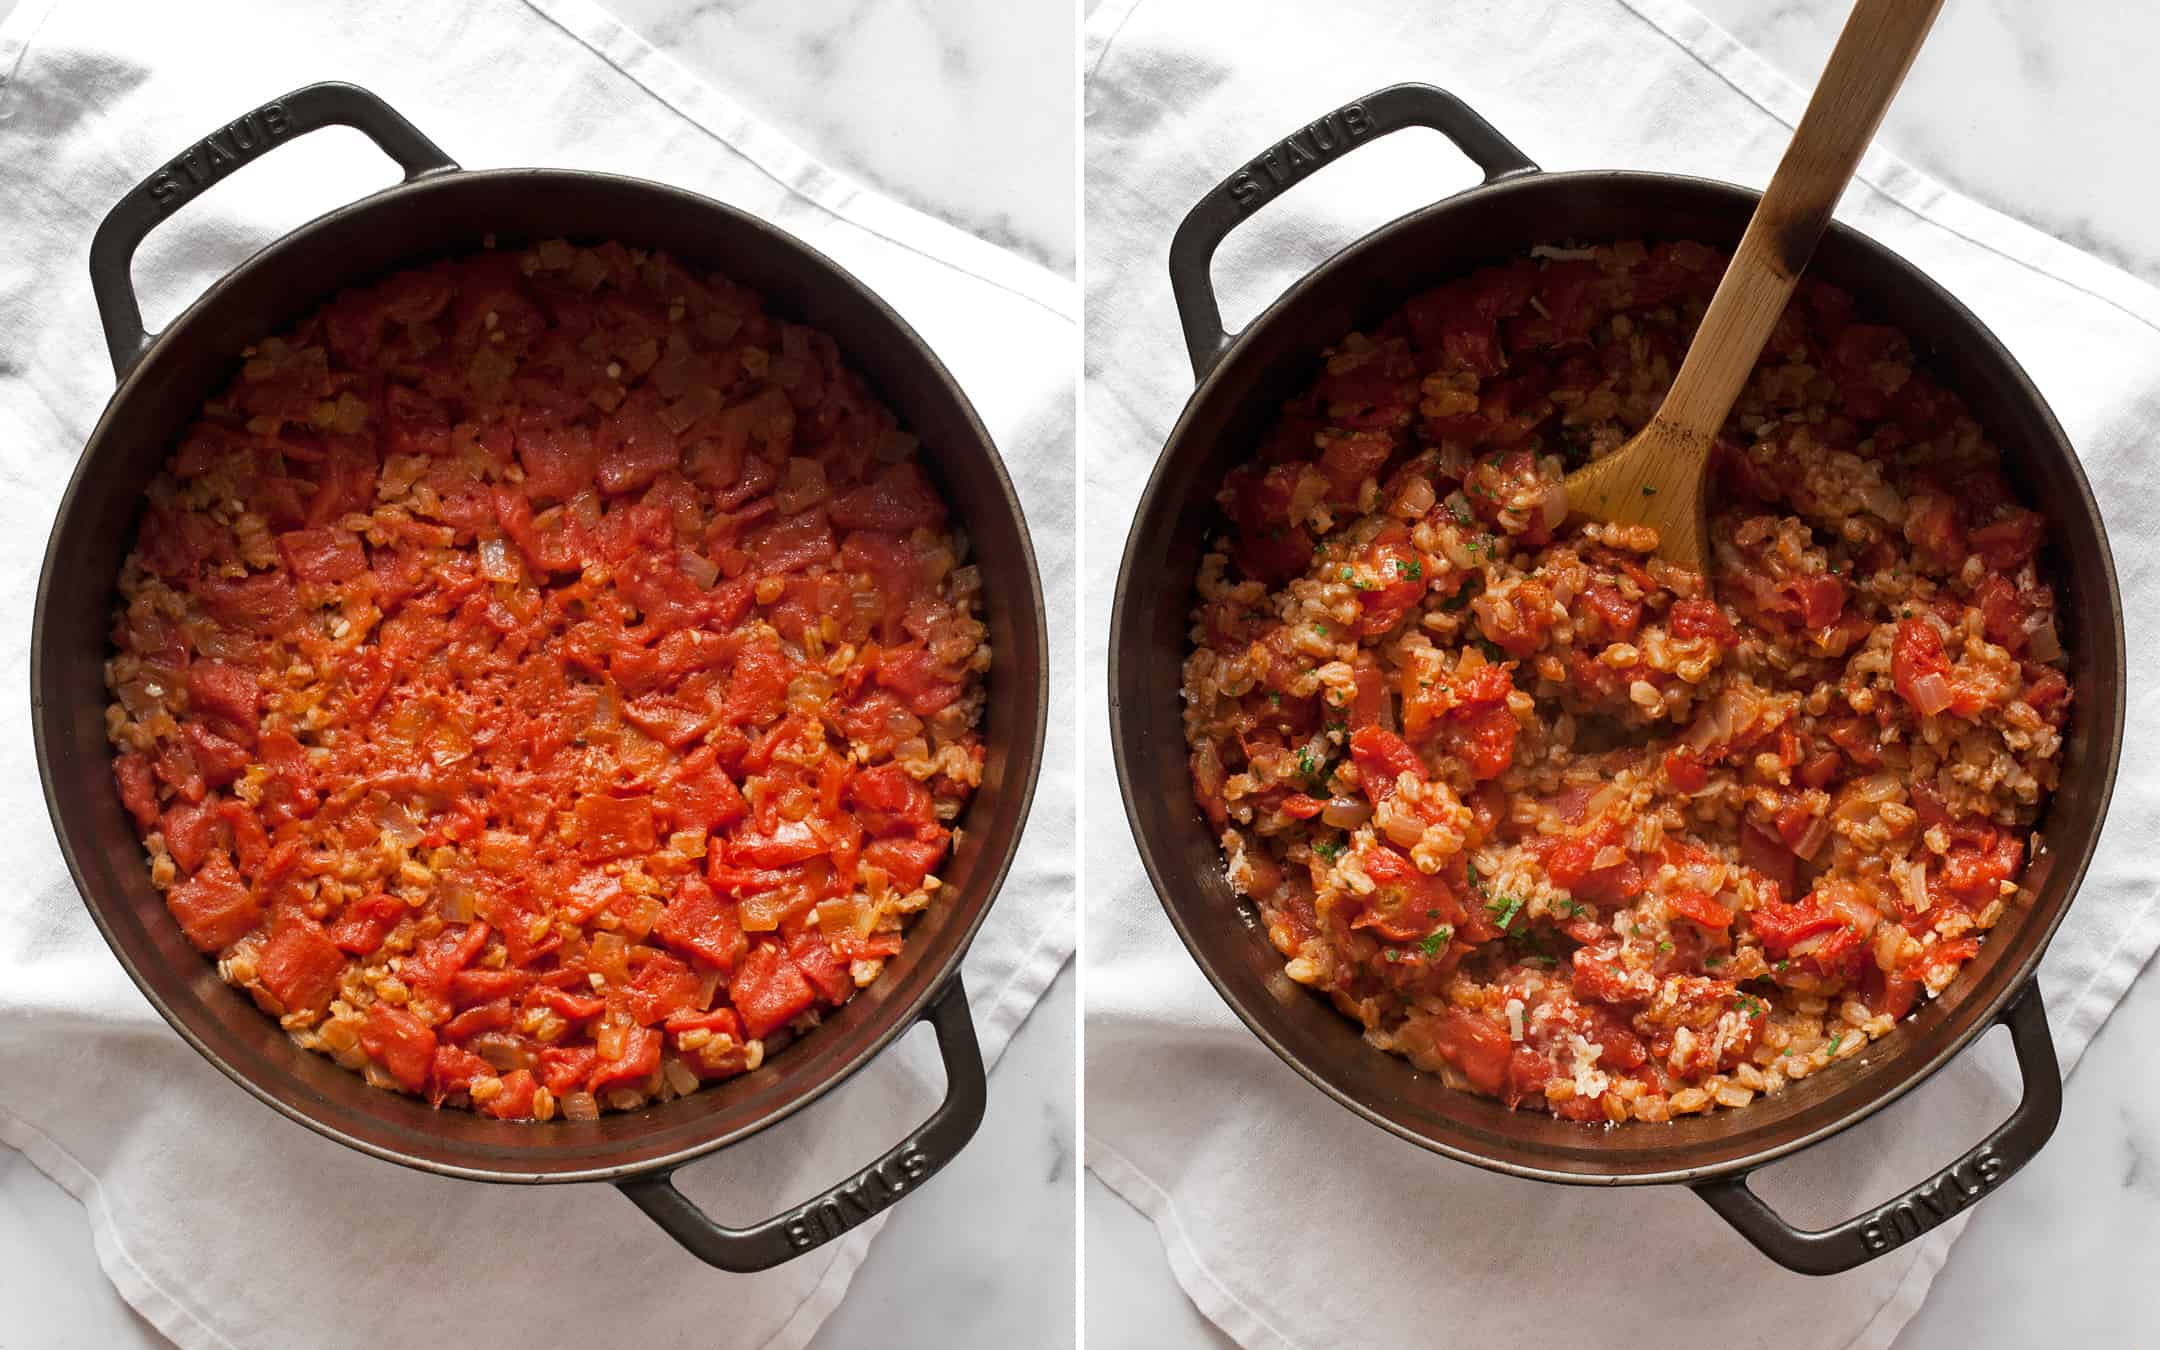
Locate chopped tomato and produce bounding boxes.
[589,1024,662,1094]
[400,922,491,1004]
[654,875,747,972]
[439,999,514,1042]
[430,1044,494,1101]
[360,1004,437,1094]
[1666,891,1734,930]
[1349,725,1424,802]
[328,892,407,956]
[114,753,160,831]
[1429,1008,1512,1096]
[1668,597,1737,645]
[1747,899,1844,957]
[863,835,946,890]
[574,793,656,860]
[276,526,366,583]
[788,933,857,1005]
[829,462,946,532]
[164,850,260,952]
[186,661,260,731]
[539,1046,599,1095]
[254,917,344,1014]
[731,941,818,1039]
[621,951,703,1026]
[482,1069,541,1120]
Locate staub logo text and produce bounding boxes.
[145,102,294,212]
[783,1148,933,1250]
[1859,1148,2008,1252]
[1225,103,1375,213]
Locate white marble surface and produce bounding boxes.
[603,0,1075,278]
[1082,2,2160,1349]
[0,1,1075,1347]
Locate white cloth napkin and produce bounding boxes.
[1081,1,2160,1346]
[0,2,1075,1347]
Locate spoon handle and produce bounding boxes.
[1653,0,1944,448]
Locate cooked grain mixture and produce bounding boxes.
[107,240,987,1121]
[1183,241,2069,1123]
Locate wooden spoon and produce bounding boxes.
[1564,0,1944,570]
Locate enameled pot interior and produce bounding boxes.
[37,171,1046,1181]
[1117,172,2121,1181]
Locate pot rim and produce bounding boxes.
[36,163,1051,1185]
[1109,163,2126,1186]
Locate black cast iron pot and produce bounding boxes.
[33,82,1047,1272]
[1109,83,2124,1276]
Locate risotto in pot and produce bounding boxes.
[1182,240,2068,1124]
[107,240,988,1121]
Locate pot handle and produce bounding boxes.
[88,81,459,379]
[615,973,987,1272]
[1167,82,1538,380]
[1692,978,2060,1276]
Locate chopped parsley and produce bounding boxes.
[1419,925,1454,956]
[1704,953,1726,968]
[1735,995,1764,1017]
[1485,894,1525,931]
[1269,693,1282,708]
[1396,557,1423,580]
[1312,839,1343,863]
[1296,746,1319,780]
[1555,899,1589,919]
[1439,583,1475,612]
[1641,485,1658,496]
[1384,948,1400,962]
[1451,501,1473,527]
[1775,959,1791,972]
[1656,939,1674,954]
[1826,1032,1845,1057]
[1312,623,1330,638]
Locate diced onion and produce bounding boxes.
[1793,813,1833,860]
[478,534,519,583]
[662,1057,701,1096]
[471,1032,539,1072]
[1826,890,1881,936]
[374,798,422,847]
[678,547,719,590]
[590,932,631,986]
[2024,615,2063,663]
[1321,797,1372,830]
[1874,922,1911,972]
[561,1091,599,1122]
[1907,672,1953,717]
[439,876,478,924]
[1535,483,1569,534]
[1898,861,1930,913]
